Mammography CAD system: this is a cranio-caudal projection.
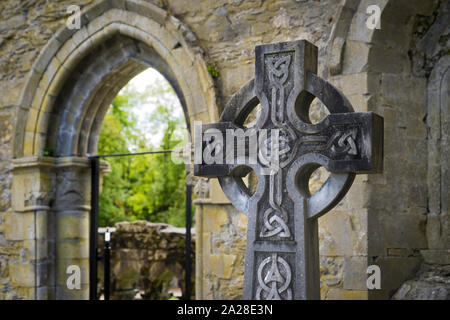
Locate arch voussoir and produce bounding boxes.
[16,0,218,158]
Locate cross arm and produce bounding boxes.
[193,121,255,178]
[300,111,383,174]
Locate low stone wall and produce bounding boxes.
[98,221,195,300]
[392,263,450,300]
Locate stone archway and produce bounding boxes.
[10,0,217,299]
[319,0,441,299]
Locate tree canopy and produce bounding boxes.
[97,70,190,227]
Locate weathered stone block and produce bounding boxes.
[36,286,50,300]
[331,72,381,100]
[11,158,55,213]
[342,40,370,74]
[9,259,35,287]
[6,286,35,300]
[209,253,236,279]
[209,179,231,204]
[55,210,89,239]
[380,74,427,108]
[325,288,368,300]
[368,46,410,74]
[56,238,89,259]
[83,0,113,22]
[375,256,422,298]
[420,250,450,265]
[21,239,48,261]
[56,284,89,300]
[343,256,368,290]
[381,214,427,250]
[39,57,61,92]
[319,210,367,257]
[392,263,450,300]
[33,38,62,74]
[203,205,228,234]
[125,0,166,25]
[4,211,35,241]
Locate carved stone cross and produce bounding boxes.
[194,40,383,300]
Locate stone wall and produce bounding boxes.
[0,0,448,300]
[194,201,247,300]
[0,0,215,299]
[97,221,194,300]
[192,0,449,300]
[392,263,450,300]
[390,0,450,300]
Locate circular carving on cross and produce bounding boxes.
[218,73,356,219]
[256,253,292,300]
[258,127,297,169]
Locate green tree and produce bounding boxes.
[97,72,190,227]
[97,90,136,226]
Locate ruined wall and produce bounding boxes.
[194,200,248,299]
[97,221,195,300]
[332,0,448,299]
[0,0,347,300]
[390,0,450,299]
[0,0,448,300]
[191,0,449,300]
[392,263,450,300]
[187,0,350,300]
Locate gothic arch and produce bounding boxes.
[10,0,218,299]
[323,0,439,299]
[14,0,218,158]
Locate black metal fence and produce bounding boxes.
[89,151,192,300]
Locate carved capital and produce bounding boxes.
[12,156,56,212]
[53,157,92,210]
[192,175,210,199]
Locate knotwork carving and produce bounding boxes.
[260,206,290,238]
[298,127,358,155]
[256,253,292,300]
[331,128,358,155]
[258,54,295,239]
[258,128,296,168]
[268,54,291,126]
[260,172,290,238]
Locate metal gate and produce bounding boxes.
[88,151,192,300]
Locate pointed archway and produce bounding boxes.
[11,0,217,299]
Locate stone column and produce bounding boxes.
[193,176,208,300]
[53,157,92,299]
[10,156,56,299]
[10,156,110,299]
[424,56,450,265]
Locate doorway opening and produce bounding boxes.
[93,69,194,300]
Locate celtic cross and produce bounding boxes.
[194,40,383,300]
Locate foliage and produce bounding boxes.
[207,63,219,78]
[97,72,191,227]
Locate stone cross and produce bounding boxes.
[194,40,383,300]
